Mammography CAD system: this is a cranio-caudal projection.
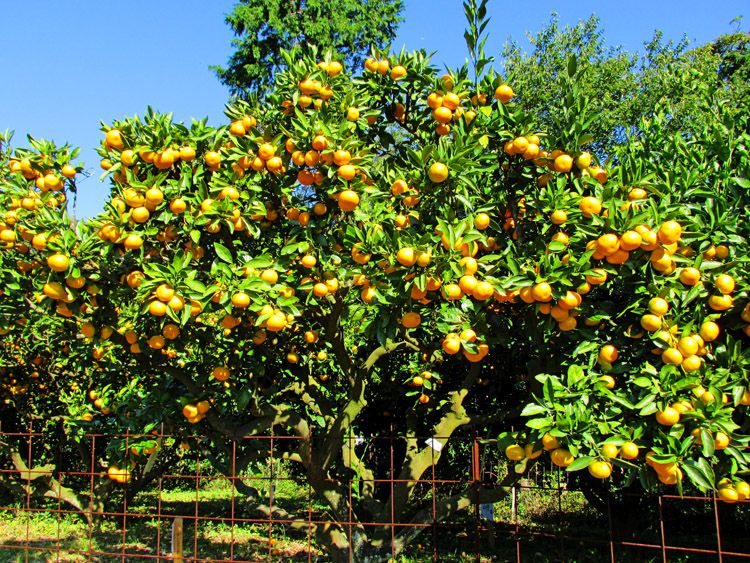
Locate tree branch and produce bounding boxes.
[395,459,538,551]
[326,290,353,374]
[381,363,482,524]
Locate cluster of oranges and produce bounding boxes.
[427,88,471,136]
[441,329,490,363]
[287,133,363,212]
[503,134,607,184]
[182,399,211,424]
[505,433,640,481]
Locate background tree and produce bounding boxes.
[501,14,750,156]
[212,0,404,98]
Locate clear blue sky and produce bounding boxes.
[0,1,742,219]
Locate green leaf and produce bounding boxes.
[526,417,552,430]
[566,456,594,472]
[213,243,233,263]
[520,404,547,417]
[682,462,713,492]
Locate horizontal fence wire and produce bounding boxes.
[0,424,747,562]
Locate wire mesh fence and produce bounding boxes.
[0,423,748,562]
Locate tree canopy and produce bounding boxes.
[502,15,750,156]
[212,0,404,98]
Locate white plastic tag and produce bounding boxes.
[424,437,443,452]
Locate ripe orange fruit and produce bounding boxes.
[442,90,460,108]
[432,106,453,124]
[162,324,180,340]
[105,129,124,149]
[542,433,560,451]
[494,84,514,103]
[553,154,573,173]
[168,295,185,311]
[459,256,478,275]
[579,196,602,218]
[661,347,683,365]
[640,314,662,332]
[718,488,738,503]
[557,291,581,310]
[472,281,494,301]
[648,297,669,316]
[681,355,701,372]
[337,164,357,181]
[714,432,730,450]
[550,210,567,225]
[396,247,417,267]
[531,282,552,302]
[586,268,607,285]
[205,151,221,168]
[474,213,490,230]
[300,255,317,268]
[360,285,377,303]
[699,321,720,342]
[351,244,371,265]
[708,294,733,311]
[620,442,639,460]
[229,120,246,136]
[655,407,680,426]
[178,146,195,161]
[619,231,642,251]
[323,60,342,76]
[168,198,187,214]
[148,335,166,350]
[338,189,360,212]
[148,300,168,317]
[596,233,620,256]
[588,461,612,479]
[313,282,329,297]
[441,336,461,355]
[401,312,421,328]
[505,444,525,461]
[550,448,574,468]
[677,336,699,357]
[61,164,77,178]
[598,344,619,364]
[657,221,682,244]
[458,275,478,295]
[47,254,70,272]
[131,207,150,223]
[266,312,288,332]
[679,267,701,286]
[442,283,463,300]
[231,292,251,308]
[428,162,449,183]
[155,284,175,302]
[346,107,360,121]
[212,366,230,381]
[713,244,729,259]
[575,152,592,170]
[714,274,735,294]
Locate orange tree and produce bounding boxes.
[1,3,749,558]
